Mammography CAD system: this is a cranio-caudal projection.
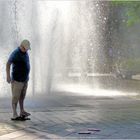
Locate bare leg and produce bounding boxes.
[19,83,28,115]
[12,100,18,118]
[11,81,21,118]
[19,95,25,113]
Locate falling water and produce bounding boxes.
[0,0,103,97]
[31,0,102,95]
[0,0,138,98]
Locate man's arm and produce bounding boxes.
[6,62,11,83]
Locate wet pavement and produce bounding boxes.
[0,93,140,139]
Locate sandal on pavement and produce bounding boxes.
[20,112,31,117]
[11,116,21,121]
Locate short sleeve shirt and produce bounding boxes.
[8,47,30,82]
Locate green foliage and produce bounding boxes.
[119,58,140,71]
[111,1,140,26]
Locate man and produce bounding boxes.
[6,39,31,120]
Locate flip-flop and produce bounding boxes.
[11,116,30,121]
[11,116,21,121]
[21,117,31,120]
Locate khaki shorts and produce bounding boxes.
[11,81,28,103]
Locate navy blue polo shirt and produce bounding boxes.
[8,47,30,82]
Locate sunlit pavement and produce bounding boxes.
[0,93,140,140]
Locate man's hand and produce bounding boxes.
[7,76,11,83]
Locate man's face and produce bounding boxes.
[20,45,28,53]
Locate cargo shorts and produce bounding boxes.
[11,81,28,103]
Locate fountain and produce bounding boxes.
[0,0,139,98]
[0,0,100,97]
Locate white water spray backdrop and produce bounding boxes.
[0,0,105,97]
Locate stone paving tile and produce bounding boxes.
[0,97,140,139]
[31,113,56,126]
[0,130,27,139]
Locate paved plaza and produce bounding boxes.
[0,93,140,139]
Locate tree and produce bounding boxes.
[111,1,140,26]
